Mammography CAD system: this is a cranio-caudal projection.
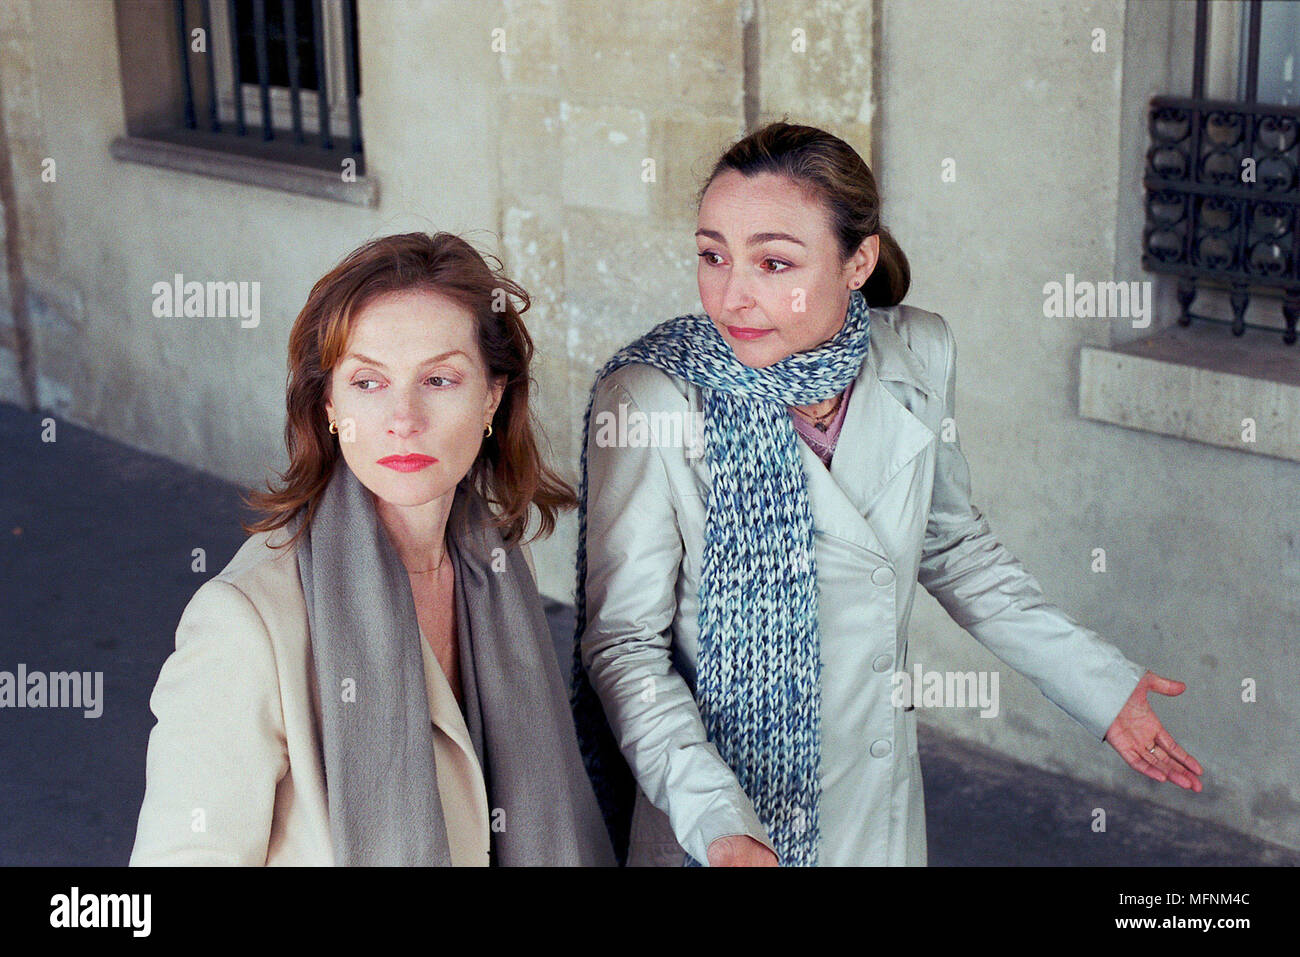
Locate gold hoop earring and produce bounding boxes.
[484,422,493,439]
[328,420,339,435]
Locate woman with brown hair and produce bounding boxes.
[131,232,613,866]
[572,121,1202,866]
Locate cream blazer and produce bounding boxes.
[129,521,536,866]
[579,303,1148,866]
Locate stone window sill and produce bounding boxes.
[1079,323,1300,463]
[109,132,379,208]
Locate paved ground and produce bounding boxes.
[1,399,1295,866]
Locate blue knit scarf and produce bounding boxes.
[571,289,872,867]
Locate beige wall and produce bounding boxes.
[877,0,1299,850]
[0,0,1295,852]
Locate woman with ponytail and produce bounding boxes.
[572,121,1201,866]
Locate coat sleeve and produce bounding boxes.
[578,370,777,865]
[129,578,289,865]
[915,316,1146,740]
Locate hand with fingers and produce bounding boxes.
[1104,670,1204,792]
[707,834,780,866]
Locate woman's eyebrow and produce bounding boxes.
[342,350,470,368]
[695,228,805,247]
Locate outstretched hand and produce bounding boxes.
[1104,670,1203,792]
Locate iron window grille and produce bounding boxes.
[1142,0,1300,344]
[170,0,363,171]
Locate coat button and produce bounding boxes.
[872,654,893,672]
[870,739,892,758]
[871,566,896,587]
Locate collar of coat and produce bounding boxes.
[799,305,949,558]
[865,305,944,402]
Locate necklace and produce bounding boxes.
[793,391,844,432]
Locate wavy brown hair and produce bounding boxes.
[696,119,910,307]
[244,231,576,549]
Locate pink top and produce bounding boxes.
[789,379,854,467]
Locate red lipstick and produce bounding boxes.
[377,454,438,473]
[726,325,775,341]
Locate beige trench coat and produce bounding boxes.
[129,523,537,866]
[578,303,1146,866]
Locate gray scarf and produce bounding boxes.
[296,459,615,866]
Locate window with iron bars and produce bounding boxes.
[1142,0,1300,344]
[167,0,363,173]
